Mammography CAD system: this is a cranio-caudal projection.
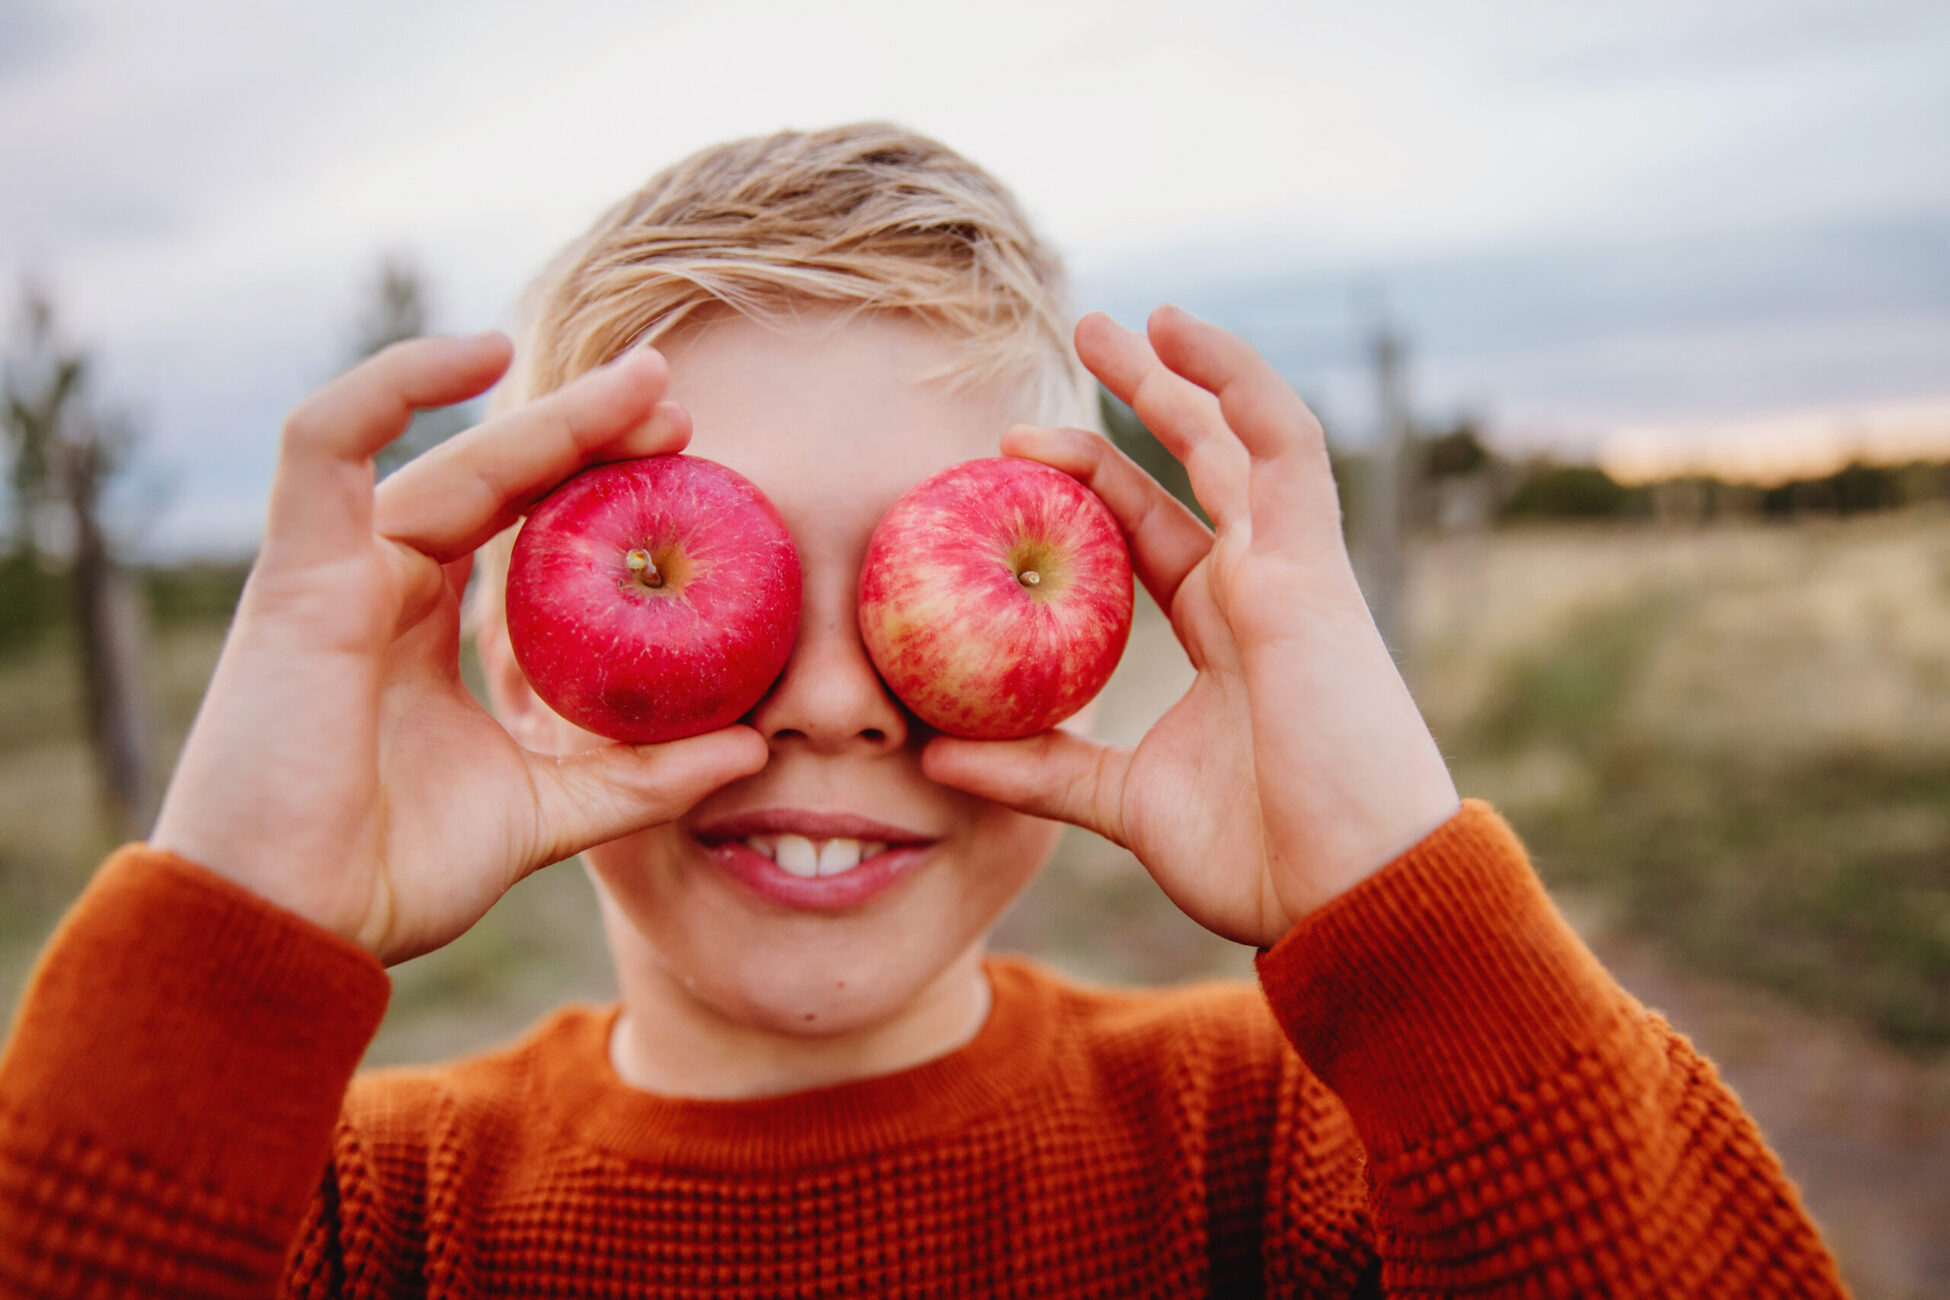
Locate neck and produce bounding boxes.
[603,928,994,1101]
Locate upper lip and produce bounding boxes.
[693,808,937,845]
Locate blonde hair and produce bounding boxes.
[471,121,1092,635]
[497,121,1088,422]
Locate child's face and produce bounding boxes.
[491,309,1065,1038]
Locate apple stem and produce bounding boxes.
[1018,569,1041,588]
[626,548,663,588]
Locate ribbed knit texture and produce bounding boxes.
[0,802,1848,1298]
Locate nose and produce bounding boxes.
[748,560,909,756]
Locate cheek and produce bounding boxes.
[582,824,686,924]
[963,807,1063,916]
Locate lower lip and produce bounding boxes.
[703,840,934,910]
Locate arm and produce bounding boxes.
[924,306,1849,1297]
[1257,802,1846,1296]
[0,848,387,1299]
[1,335,765,1297]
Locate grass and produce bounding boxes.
[1416,509,1950,1051]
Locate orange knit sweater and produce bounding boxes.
[0,802,1847,1297]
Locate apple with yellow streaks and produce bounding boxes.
[857,457,1133,739]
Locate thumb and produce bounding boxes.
[923,729,1133,847]
[524,726,770,865]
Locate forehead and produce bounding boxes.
[654,310,1033,519]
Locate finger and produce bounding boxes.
[443,551,476,608]
[523,726,770,867]
[1146,304,1323,463]
[264,333,513,569]
[381,397,689,564]
[922,731,1134,848]
[1000,425,1211,613]
[375,350,688,563]
[1145,305,1340,549]
[394,549,477,654]
[1073,312,1250,528]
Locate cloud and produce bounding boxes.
[1083,215,1950,448]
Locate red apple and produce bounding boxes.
[505,455,801,744]
[857,457,1133,739]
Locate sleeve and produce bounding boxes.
[1254,800,1852,1298]
[0,845,392,1299]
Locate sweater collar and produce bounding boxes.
[527,955,1062,1169]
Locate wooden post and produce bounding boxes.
[63,431,152,838]
[1357,324,1410,657]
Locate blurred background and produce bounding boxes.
[3,1,1946,1294]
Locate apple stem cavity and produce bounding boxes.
[626,547,664,589]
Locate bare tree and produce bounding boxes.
[1,283,151,837]
[356,254,469,477]
[357,254,428,353]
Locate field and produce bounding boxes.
[1415,512,1950,1051]
[1406,512,1950,1300]
[2,510,1947,1297]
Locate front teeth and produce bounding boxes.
[775,834,819,877]
[743,835,891,878]
[817,838,862,875]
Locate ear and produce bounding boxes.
[475,608,559,753]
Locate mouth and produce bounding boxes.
[692,809,938,909]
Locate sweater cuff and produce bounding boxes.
[1255,799,1635,1156]
[0,844,390,1197]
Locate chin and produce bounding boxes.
[694,933,977,1039]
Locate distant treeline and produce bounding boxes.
[0,558,247,656]
[1416,425,1950,528]
[1102,391,1950,532]
[2,416,1943,655]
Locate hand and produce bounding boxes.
[923,307,1459,948]
[149,336,768,965]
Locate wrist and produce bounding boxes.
[1267,777,1462,941]
[151,799,375,956]
[1255,800,1632,1150]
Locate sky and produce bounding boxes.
[3,0,1948,554]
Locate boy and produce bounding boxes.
[0,124,1847,1296]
